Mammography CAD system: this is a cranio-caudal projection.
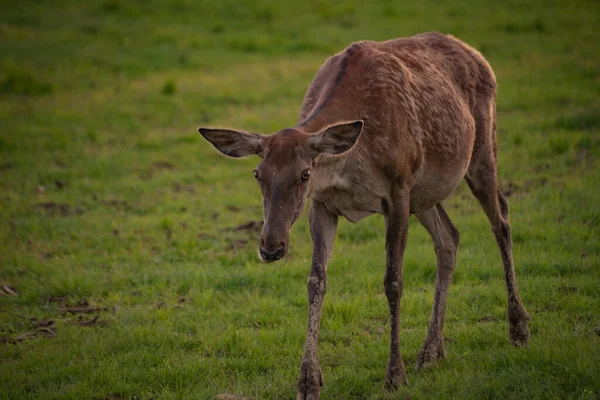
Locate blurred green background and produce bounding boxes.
[0,0,599,399]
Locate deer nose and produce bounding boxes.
[260,242,285,262]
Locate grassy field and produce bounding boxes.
[1,0,599,398]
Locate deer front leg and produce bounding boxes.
[297,201,338,400]
[384,192,410,390]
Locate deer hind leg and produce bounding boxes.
[466,93,530,346]
[415,204,460,370]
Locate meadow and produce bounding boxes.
[0,0,599,398]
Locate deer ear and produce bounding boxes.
[198,128,265,158]
[307,120,363,156]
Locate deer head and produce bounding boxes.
[199,120,362,262]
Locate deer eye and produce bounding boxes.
[253,170,260,181]
[301,169,311,182]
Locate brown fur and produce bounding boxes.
[199,32,530,399]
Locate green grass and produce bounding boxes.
[1,0,599,399]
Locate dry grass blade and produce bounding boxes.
[1,284,17,296]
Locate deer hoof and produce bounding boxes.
[509,319,530,346]
[384,360,408,390]
[416,342,447,371]
[297,360,323,400]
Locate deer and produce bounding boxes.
[198,32,530,399]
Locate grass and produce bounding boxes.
[1,0,599,399]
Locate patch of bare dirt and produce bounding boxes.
[59,299,107,315]
[48,295,68,304]
[3,298,111,341]
[500,180,519,198]
[103,394,125,400]
[30,318,55,328]
[172,182,197,194]
[228,239,248,250]
[1,319,56,344]
[71,315,106,327]
[216,395,255,400]
[37,201,71,216]
[102,199,130,209]
[219,220,264,251]
[153,161,175,170]
[153,301,165,309]
[223,220,264,233]
[173,297,186,310]
[54,179,66,190]
[37,202,86,217]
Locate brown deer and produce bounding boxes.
[199,32,530,399]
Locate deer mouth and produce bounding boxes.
[258,242,286,262]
